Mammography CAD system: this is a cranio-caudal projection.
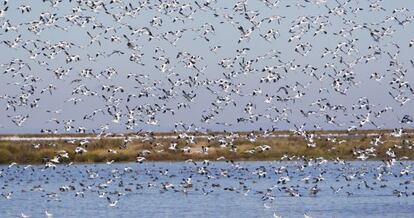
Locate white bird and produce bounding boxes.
[304,213,312,218]
[45,211,53,218]
[8,162,17,168]
[107,197,118,207]
[136,156,146,163]
[273,212,282,218]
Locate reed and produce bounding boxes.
[0,132,413,164]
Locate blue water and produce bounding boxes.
[0,161,413,218]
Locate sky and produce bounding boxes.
[0,0,413,134]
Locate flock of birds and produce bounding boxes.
[1,159,414,217]
[0,0,414,217]
[0,0,413,135]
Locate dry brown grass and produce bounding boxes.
[0,132,413,164]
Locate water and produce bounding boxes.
[0,161,413,218]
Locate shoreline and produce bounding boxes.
[0,129,413,164]
[1,159,412,167]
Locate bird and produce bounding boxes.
[1,192,12,199]
[0,6,8,17]
[107,197,118,207]
[0,1,412,217]
[273,212,282,218]
[45,211,53,218]
[304,213,312,218]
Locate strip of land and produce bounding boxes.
[0,129,413,164]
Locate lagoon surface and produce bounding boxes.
[0,161,413,218]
